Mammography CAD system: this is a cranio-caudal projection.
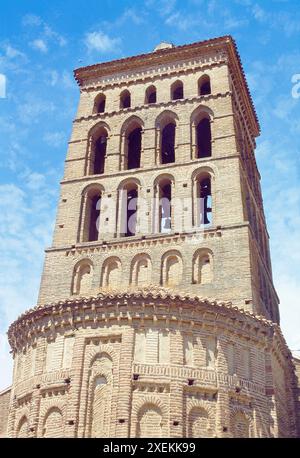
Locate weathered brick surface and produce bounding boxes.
[1,36,299,437]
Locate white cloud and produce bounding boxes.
[30,38,48,53]
[22,14,42,27]
[43,131,66,148]
[25,172,47,191]
[0,73,6,98]
[17,95,56,124]
[0,176,58,390]
[84,31,121,53]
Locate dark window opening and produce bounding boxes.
[146,86,157,104]
[196,118,211,158]
[199,77,211,96]
[171,81,183,100]
[127,127,142,169]
[88,194,101,241]
[199,177,212,226]
[120,90,131,109]
[159,182,172,233]
[93,95,106,114]
[125,188,138,237]
[161,123,175,164]
[93,135,107,174]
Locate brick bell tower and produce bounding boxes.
[6,36,298,438]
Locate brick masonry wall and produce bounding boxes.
[0,388,11,437]
[2,37,299,438]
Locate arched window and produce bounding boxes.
[193,250,213,284]
[88,124,109,175]
[198,75,211,96]
[72,259,93,295]
[188,407,212,438]
[197,176,212,226]
[232,411,250,438]
[158,178,172,233]
[82,187,102,242]
[171,80,183,100]
[131,254,152,286]
[137,404,163,438]
[17,416,29,438]
[43,407,63,438]
[162,251,183,286]
[120,89,131,109]
[87,354,113,437]
[196,117,211,158]
[93,93,106,113]
[161,123,175,164]
[126,126,142,170]
[145,85,157,104]
[101,257,122,289]
[119,182,139,237]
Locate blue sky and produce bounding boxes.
[0,0,300,389]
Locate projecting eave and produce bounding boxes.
[74,35,260,137]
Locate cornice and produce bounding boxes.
[74,35,260,137]
[8,285,279,352]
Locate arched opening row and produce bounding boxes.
[80,173,212,242]
[71,249,213,296]
[88,109,212,175]
[93,75,212,114]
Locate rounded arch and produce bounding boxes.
[81,182,105,198]
[192,168,214,227]
[71,258,94,296]
[171,79,184,100]
[153,172,175,188]
[90,351,113,368]
[154,174,174,234]
[188,399,215,418]
[42,406,64,438]
[145,85,157,104]
[121,115,144,171]
[191,106,213,160]
[188,406,213,438]
[155,110,178,129]
[136,403,163,438]
[117,176,142,191]
[156,111,178,165]
[198,74,211,96]
[132,394,169,418]
[191,166,215,183]
[100,256,122,289]
[79,184,104,243]
[120,115,144,135]
[130,253,152,286]
[84,344,118,371]
[192,248,213,285]
[87,122,110,176]
[120,89,131,109]
[230,408,253,438]
[161,249,183,286]
[93,93,106,114]
[16,415,29,438]
[88,120,111,138]
[190,105,214,125]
